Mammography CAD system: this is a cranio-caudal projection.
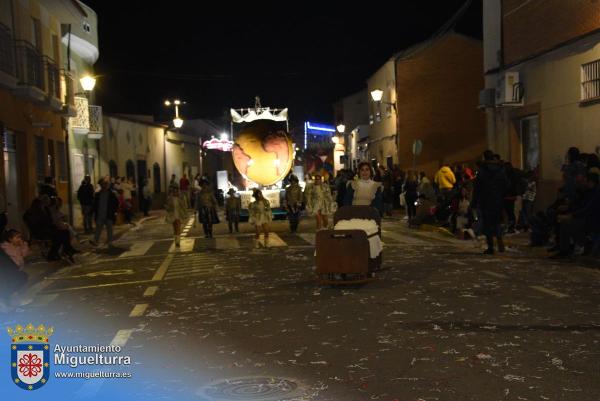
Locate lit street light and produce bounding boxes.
[164,99,185,129]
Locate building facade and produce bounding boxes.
[0,0,81,230]
[482,0,600,207]
[395,32,485,176]
[333,89,369,170]
[366,60,397,169]
[98,114,201,209]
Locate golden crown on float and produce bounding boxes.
[6,324,54,343]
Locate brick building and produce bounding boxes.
[482,0,600,208]
[394,31,486,176]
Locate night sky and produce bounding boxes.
[84,1,482,128]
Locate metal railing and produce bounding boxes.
[61,69,75,107]
[88,104,103,134]
[0,23,15,76]
[14,40,44,91]
[44,56,60,99]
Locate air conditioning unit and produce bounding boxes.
[478,88,496,108]
[496,71,524,106]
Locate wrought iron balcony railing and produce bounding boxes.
[43,56,60,99]
[14,40,45,91]
[61,70,75,107]
[0,23,15,76]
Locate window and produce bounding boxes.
[519,115,540,172]
[581,60,600,101]
[153,163,161,193]
[57,141,68,181]
[126,160,135,180]
[52,34,60,63]
[47,139,55,178]
[35,135,45,180]
[31,18,42,51]
[109,160,118,178]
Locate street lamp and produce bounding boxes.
[164,99,185,129]
[370,88,396,111]
[80,75,96,92]
[336,123,349,168]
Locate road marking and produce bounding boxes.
[482,270,508,279]
[215,236,240,249]
[42,279,159,293]
[111,328,134,346]
[119,240,154,258]
[129,303,149,317]
[381,230,429,244]
[260,232,286,247]
[152,254,174,281]
[297,233,315,245]
[143,286,158,297]
[169,238,195,253]
[530,285,569,298]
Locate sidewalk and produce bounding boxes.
[20,210,165,292]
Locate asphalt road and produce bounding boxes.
[2,212,600,401]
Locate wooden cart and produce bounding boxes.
[315,206,382,285]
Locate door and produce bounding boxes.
[3,131,21,230]
[519,115,540,172]
[137,160,147,209]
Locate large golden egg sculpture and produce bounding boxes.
[232,120,293,186]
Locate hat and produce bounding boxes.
[227,188,236,195]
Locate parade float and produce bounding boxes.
[228,97,298,219]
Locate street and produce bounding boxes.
[2,213,600,401]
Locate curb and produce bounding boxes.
[420,224,455,238]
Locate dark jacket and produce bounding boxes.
[77,182,95,206]
[572,186,600,233]
[93,190,119,222]
[473,161,509,212]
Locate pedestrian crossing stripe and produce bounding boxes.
[169,238,195,253]
[119,241,154,258]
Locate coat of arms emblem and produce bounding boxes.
[7,323,53,390]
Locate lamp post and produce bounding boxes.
[164,99,185,129]
[336,123,347,168]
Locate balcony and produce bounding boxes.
[71,96,90,134]
[13,40,46,102]
[88,104,103,139]
[60,70,76,117]
[0,23,17,89]
[43,56,62,111]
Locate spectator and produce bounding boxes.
[77,175,95,234]
[40,176,57,198]
[141,179,152,217]
[561,147,586,202]
[552,172,600,259]
[472,150,510,255]
[519,170,537,232]
[91,179,119,248]
[1,229,30,268]
[434,165,456,198]
[0,240,28,310]
[404,172,419,226]
[23,196,77,262]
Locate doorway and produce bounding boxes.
[519,115,540,172]
[137,159,147,209]
[3,131,21,230]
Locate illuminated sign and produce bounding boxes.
[304,121,336,149]
[202,136,234,152]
